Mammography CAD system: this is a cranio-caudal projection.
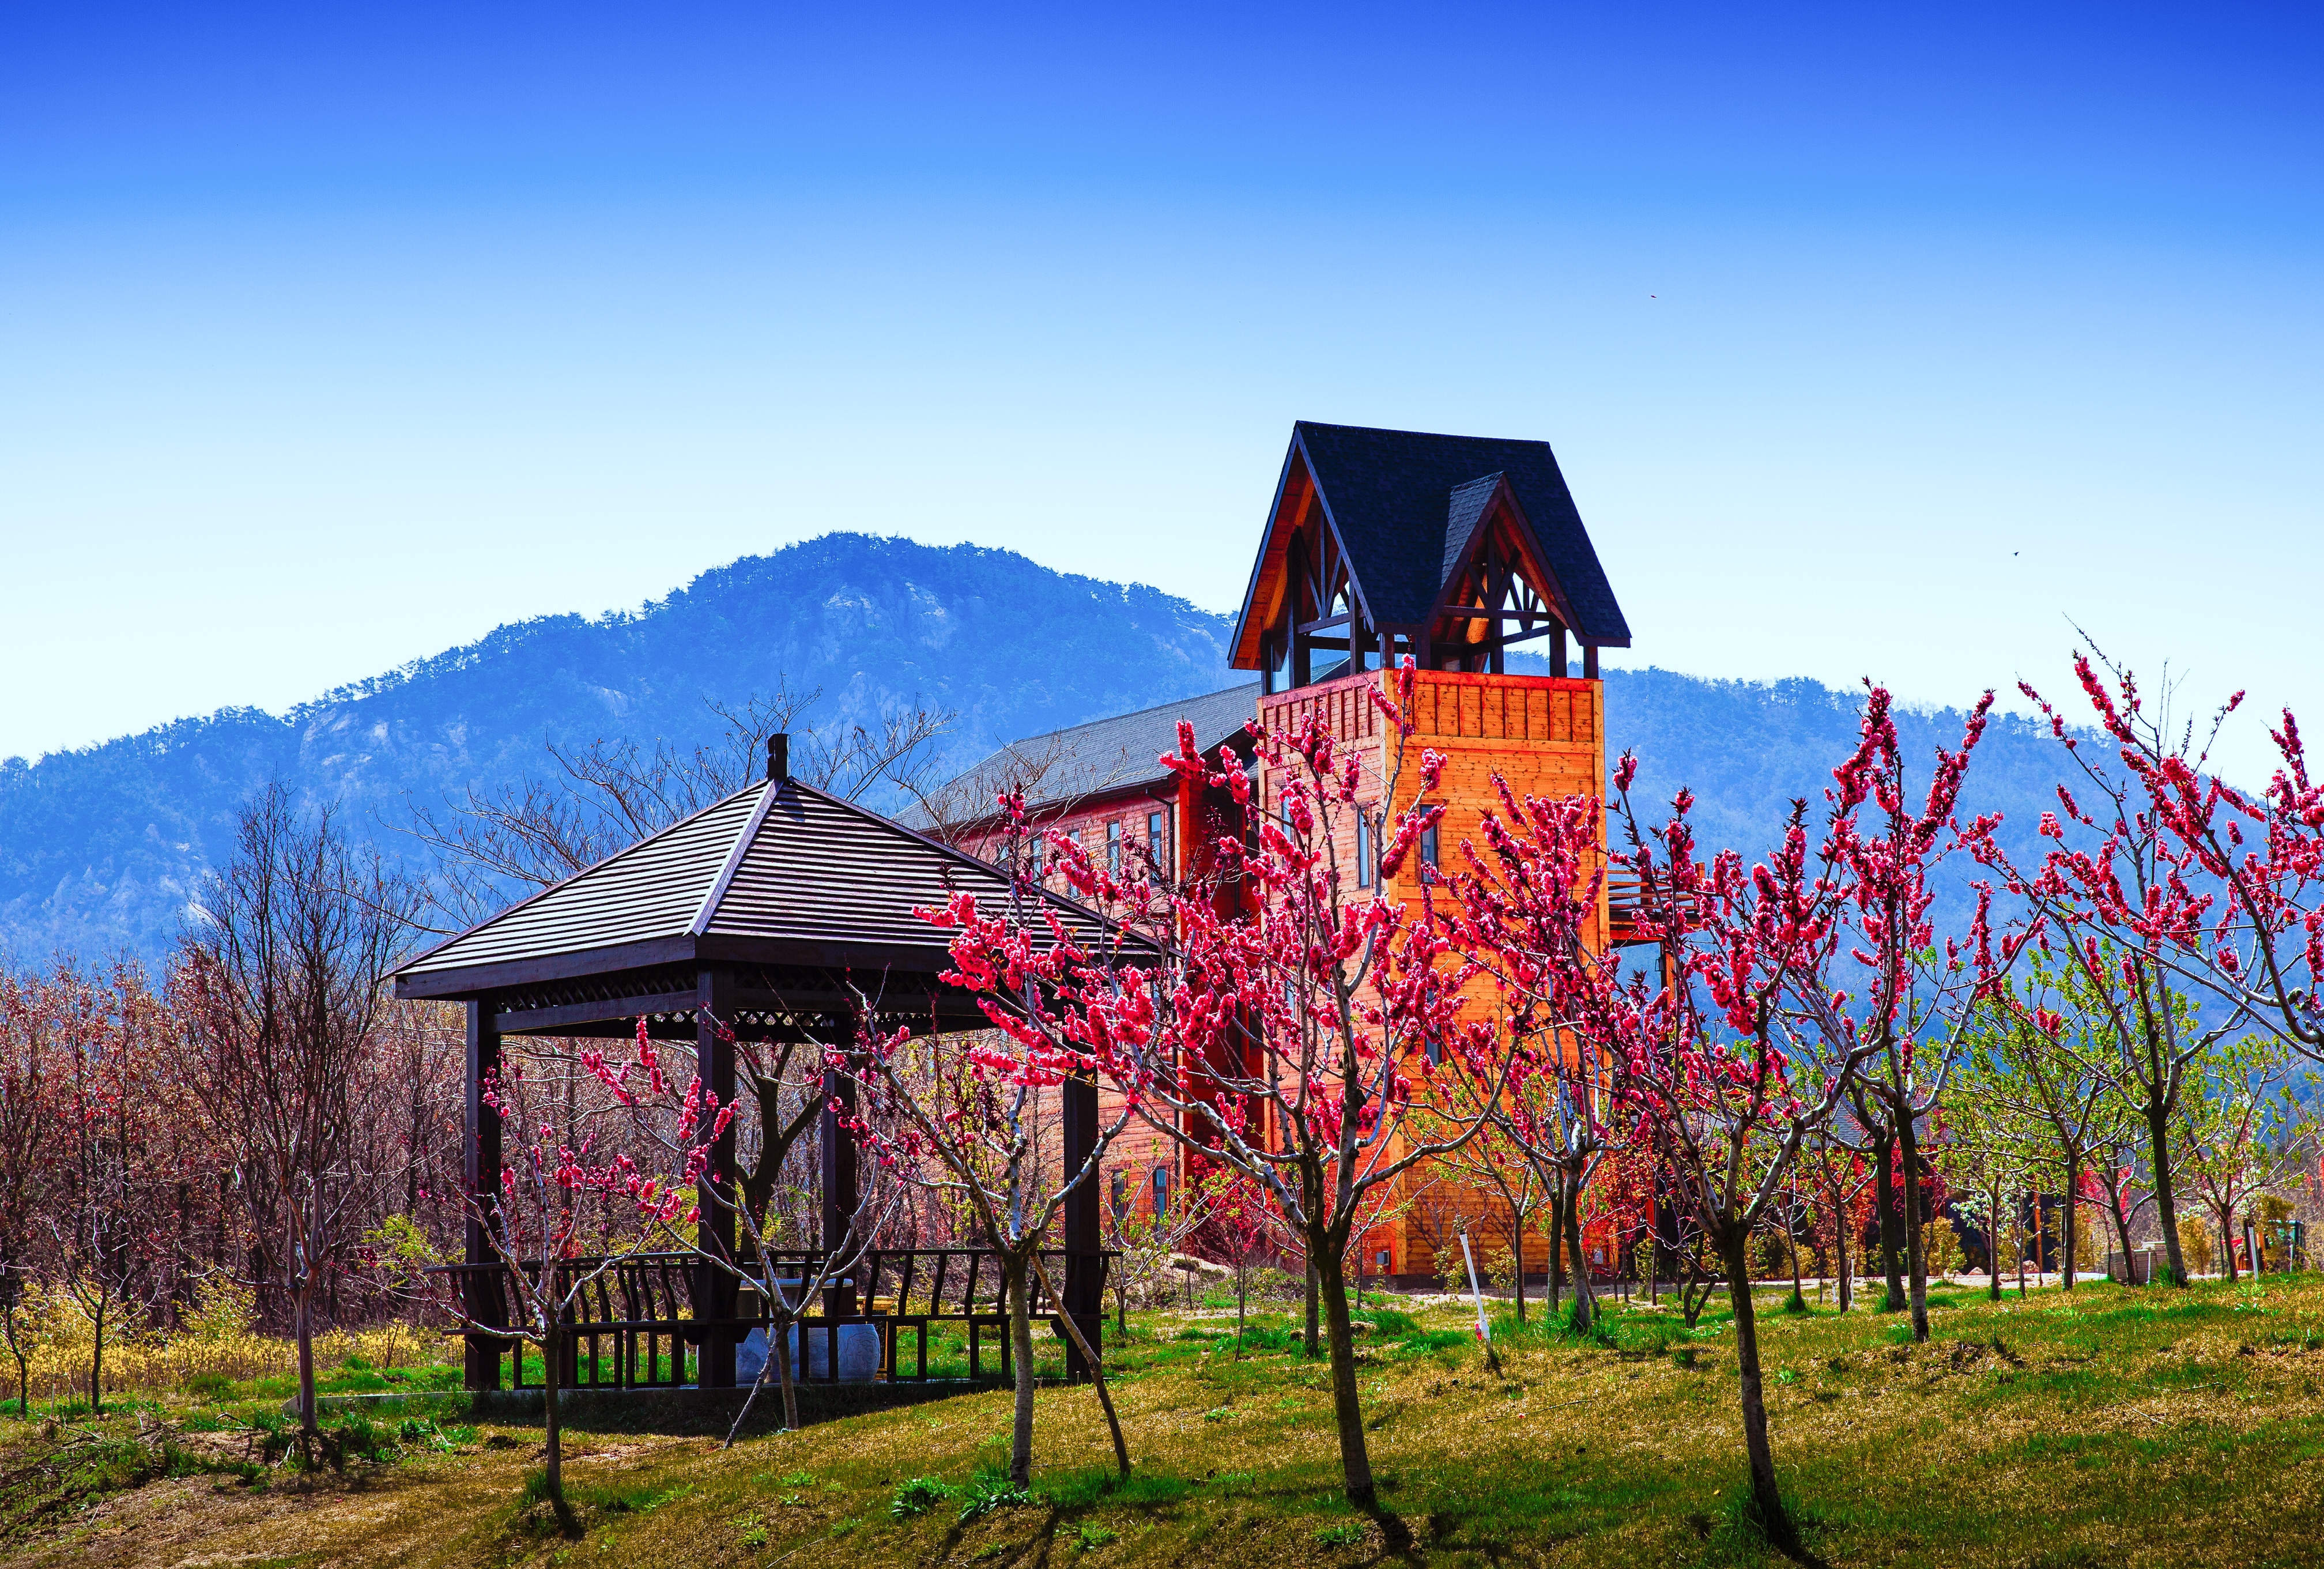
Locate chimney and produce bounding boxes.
[766,733,789,783]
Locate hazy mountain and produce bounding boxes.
[1,531,2056,968]
[0,534,1237,964]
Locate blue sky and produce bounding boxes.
[4,2,2318,782]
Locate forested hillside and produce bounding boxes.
[0,535,1236,963]
[1,532,2055,968]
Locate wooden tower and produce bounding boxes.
[1227,421,1632,1285]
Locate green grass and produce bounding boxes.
[8,1278,2324,1566]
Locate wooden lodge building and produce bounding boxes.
[937,420,1635,1285]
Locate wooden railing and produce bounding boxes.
[432,1247,1112,1390]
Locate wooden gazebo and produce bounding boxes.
[391,736,1114,1392]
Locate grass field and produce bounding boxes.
[6,1275,2324,1568]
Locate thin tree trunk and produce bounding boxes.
[1236,1261,1248,1356]
[2018,1191,2029,1296]
[1564,1191,1596,1329]
[1833,1202,1853,1313]
[1548,1184,1567,1314]
[1304,1259,1320,1356]
[1876,1138,1906,1311]
[1314,1236,1375,1508]
[542,1322,576,1533]
[2145,1100,2189,1287]
[2102,1177,2138,1282]
[777,1310,799,1432]
[2219,1210,2238,1283]
[89,1298,105,1414]
[295,1283,319,1438]
[1028,1251,1130,1479]
[1718,1223,1797,1553]
[1512,1199,1529,1326]
[2062,1157,2080,1292]
[1989,1178,2004,1302]
[1006,1253,1037,1485]
[1897,1117,1930,1343]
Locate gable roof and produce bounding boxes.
[1231,421,1631,663]
[919,683,1259,827]
[393,775,1120,994]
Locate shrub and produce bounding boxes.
[958,1470,1036,1523]
[890,1476,953,1519]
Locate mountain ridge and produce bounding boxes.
[0,532,2051,968]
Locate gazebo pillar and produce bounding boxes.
[695,968,738,1387]
[1062,1069,1103,1379]
[819,1046,860,1317]
[462,1001,505,1390]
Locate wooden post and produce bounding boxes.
[1062,1070,1103,1381]
[1584,642,1599,680]
[820,1041,860,1318]
[696,969,738,1387]
[1550,626,1568,678]
[463,1001,505,1391]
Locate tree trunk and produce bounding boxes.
[2219,1210,2238,1283]
[542,1322,576,1533]
[1304,1259,1320,1357]
[1314,1236,1376,1508]
[2102,1176,2138,1282]
[1564,1190,1596,1329]
[1876,1137,1906,1312]
[1548,1184,1567,1314]
[1717,1222,1797,1552]
[88,1298,105,1414]
[2145,1100,2189,1287]
[1236,1262,1248,1357]
[2062,1157,2080,1292]
[1832,1203,1853,1313]
[294,1281,319,1438]
[1988,1179,2004,1302]
[1028,1251,1130,1479]
[776,1310,799,1432]
[1897,1117,1930,1343]
[1006,1252,1037,1485]
[1511,1200,1529,1326]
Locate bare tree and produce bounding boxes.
[408,687,954,931]
[175,784,417,1455]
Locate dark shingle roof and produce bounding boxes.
[923,684,1259,824]
[393,776,1116,983]
[1238,421,1631,650]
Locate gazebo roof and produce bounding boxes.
[391,774,1119,1029]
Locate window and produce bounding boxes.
[1107,819,1122,877]
[1152,1166,1171,1217]
[1148,810,1168,877]
[1376,1249,1392,1273]
[1110,1170,1127,1219]
[1420,822,1441,884]
[1355,810,1372,887]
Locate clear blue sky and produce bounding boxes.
[4,2,2318,783]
